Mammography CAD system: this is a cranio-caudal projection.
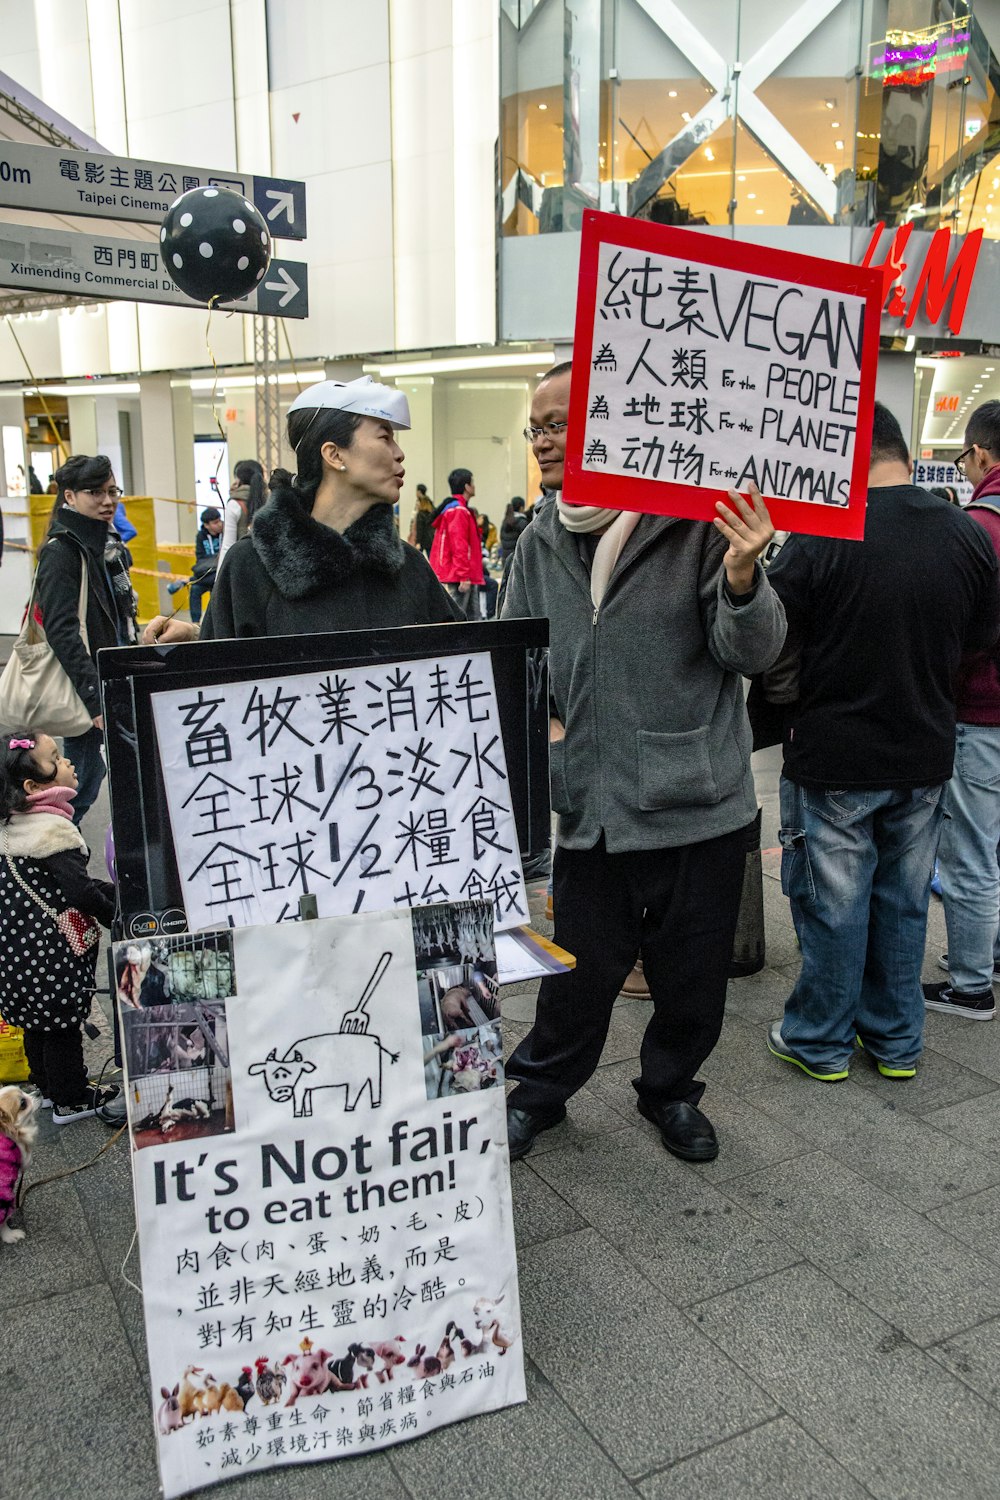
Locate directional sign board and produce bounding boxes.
[0,219,308,318]
[0,141,306,240]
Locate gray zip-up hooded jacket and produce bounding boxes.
[501,502,786,852]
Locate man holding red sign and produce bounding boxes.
[500,362,786,1163]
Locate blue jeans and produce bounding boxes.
[938,723,1000,993]
[63,724,106,826]
[189,572,215,625]
[779,777,943,1071]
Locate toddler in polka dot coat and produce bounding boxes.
[0,732,119,1124]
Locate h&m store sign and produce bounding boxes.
[860,222,983,338]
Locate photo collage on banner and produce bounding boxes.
[150,651,528,934]
[565,211,883,540]
[116,901,525,1499]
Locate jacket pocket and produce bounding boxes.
[637,726,738,810]
[548,738,573,814]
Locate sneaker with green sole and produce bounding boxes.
[766,1021,849,1081]
[855,1035,917,1079]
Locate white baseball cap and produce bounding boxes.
[288,376,410,430]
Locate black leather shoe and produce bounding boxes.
[506,1104,567,1161]
[637,1098,719,1162]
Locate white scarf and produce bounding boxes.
[556,493,641,611]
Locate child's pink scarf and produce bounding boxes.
[24,786,77,821]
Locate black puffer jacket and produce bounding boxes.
[500,513,528,559]
[34,507,136,718]
[202,482,460,639]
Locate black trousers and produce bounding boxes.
[23,1027,89,1106]
[507,827,748,1114]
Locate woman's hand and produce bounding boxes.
[713,482,775,596]
[549,717,566,743]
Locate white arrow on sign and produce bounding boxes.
[265,188,296,225]
[263,266,301,307]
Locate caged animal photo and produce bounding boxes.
[116,931,235,1010]
[121,1001,234,1149]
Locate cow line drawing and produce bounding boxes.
[249,952,399,1116]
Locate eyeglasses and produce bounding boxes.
[522,421,568,442]
[955,447,975,477]
[81,486,124,500]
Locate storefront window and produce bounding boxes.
[500,0,1000,240]
[862,6,1000,233]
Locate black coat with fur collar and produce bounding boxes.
[201,483,459,640]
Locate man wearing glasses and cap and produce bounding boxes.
[144,377,458,644]
[500,360,786,1163]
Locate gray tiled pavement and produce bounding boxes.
[6,744,1000,1499]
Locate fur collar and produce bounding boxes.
[2,812,87,859]
[251,483,406,599]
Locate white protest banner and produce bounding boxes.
[565,211,884,540]
[150,651,528,932]
[117,901,524,1499]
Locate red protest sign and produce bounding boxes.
[564,212,883,541]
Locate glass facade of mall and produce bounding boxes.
[500,0,999,239]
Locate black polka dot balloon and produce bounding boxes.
[159,186,271,304]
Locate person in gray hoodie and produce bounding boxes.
[500,361,786,1162]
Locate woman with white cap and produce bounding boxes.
[142,377,457,642]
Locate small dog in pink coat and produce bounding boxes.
[0,1085,38,1244]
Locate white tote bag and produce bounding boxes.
[0,561,94,737]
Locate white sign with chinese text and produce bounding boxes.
[150,653,528,933]
[120,904,524,1499]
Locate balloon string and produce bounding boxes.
[204,297,228,492]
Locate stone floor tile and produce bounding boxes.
[760,879,802,971]
[724,965,796,1024]
[3,1128,106,1305]
[924,1089,1000,1157]
[719,1151,1000,1344]
[66,1125,150,1371]
[695,1012,774,1095]
[691,1262,1000,1500]
[638,1415,873,1500]
[513,1080,633,1159]
[1,1285,159,1500]
[388,1362,636,1500]
[510,1161,587,1248]
[501,987,541,1024]
[520,1227,777,1475]
[849,1040,999,1115]
[746,1071,1000,1211]
[926,1182,1000,1266]
[586,1063,811,1183]
[530,1132,800,1307]
[916,1014,1000,1086]
[929,1316,1000,1409]
[502,1018,530,1058]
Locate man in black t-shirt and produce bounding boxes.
[764,403,1000,1082]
